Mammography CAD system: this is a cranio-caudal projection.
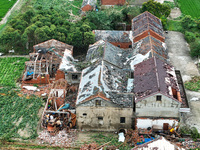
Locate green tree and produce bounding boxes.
[142,0,171,18]
[190,40,200,57]
[185,31,196,43]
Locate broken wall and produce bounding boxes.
[136,93,181,118]
[109,42,132,49]
[82,4,93,11]
[65,72,81,84]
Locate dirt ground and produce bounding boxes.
[169,7,182,19]
[165,31,200,132]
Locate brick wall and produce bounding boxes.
[110,42,132,49]
[55,70,65,81]
[82,5,93,11]
[133,30,165,43]
[101,0,125,5]
[22,74,50,84]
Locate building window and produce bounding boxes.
[95,100,101,106]
[120,117,126,123]
[129,45,132,48]
[117,45,120,48]
[72,74,78,80]
[156,95,162,101]
[98,116,103,120]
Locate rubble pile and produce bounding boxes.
[80,142,99,150]
[38,129,77,147]
[182,140,200,149]
[21,84,50,97]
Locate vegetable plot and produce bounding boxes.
[179,0,200,18]
[0,0,17,21]
[0,57,28,87]
[0,88,44,139]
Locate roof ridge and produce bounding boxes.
[154,57,160,91]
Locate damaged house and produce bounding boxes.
[93,30,132,49]
[42,79,76,135]
[76,41,135,131]
[134,57,184,130]
[23,39,81,84]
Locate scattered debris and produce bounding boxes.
[22,86,37,91]
[38,129,77,147]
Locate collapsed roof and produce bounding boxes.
[76,61,133,107]
[134,57,182,103]
[132,136,186,150]
[135,35,168,61]
[33,39,73,54]
[93,30,132,43]
[86,40,153,71]
[59,49,77,72]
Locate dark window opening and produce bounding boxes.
[95,100,101,106]
[131,72,134,78]
[72,74,78,80]
[120,117,125,123]
[129,45,132,48]
[156,95,162,101]
[117,45,120,48]
[83,113,87,116]
[98,117,103,120]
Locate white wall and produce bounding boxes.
[137,118,178,129]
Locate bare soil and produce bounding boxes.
[170,8,182,19]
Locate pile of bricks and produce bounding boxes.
[37,129,77,147]
[80,142,99,150]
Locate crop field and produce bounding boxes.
[0,0,17,21]
[0,87,43,139]
[0,57,28,87]
[178,0,200,18]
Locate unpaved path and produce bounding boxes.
[165,31,200,132]
[0,0,24,25]
[170,7,182,19]
[165,31,199,82]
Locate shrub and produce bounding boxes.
[190,40,200,57]
[184,31,196,43]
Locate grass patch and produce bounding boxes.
[178,0,200,18]
[0,57,28,87]
[184,76,200,91]
[0,87,44,140]
[167,20,183,31]
[0,0,17,21]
